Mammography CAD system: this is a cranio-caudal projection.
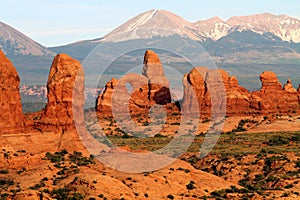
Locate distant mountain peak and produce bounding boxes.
[0,21,54,56]
[101,9,200,42]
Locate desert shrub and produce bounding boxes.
[17,167,26,174]
[154,133,166,138]
[122,133,131,138]
[167,194,174,199]
[263,155,289,174]
[295,160,300,168]
[268,136,289,146]
[0,179,14,187]
[186,181,196,190]
[281,192,290,197]
[0,193,9,199]
[232,120,247,132]
[143,121,150,126]
[291,134,300,142]
[45,152,64,163]
[202,118,210,123]
[51,187,84,200]
[266,175,280,183]
[211,189,227,198]
[0,169,8,174]
[29,180,45,190]
[284,184,293,189]
[69,152,95,166]
[254,174,265,182]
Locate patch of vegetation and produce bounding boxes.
[29,180,46,190]
[51,187,84,200]
[186,181,196,190]
[0,169,8,174]
[45,150,68,163]
[268,136,290,146]
[69,151,95,166]
[231,119,257,132]
[0,179,14,188]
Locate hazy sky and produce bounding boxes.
[1,0,299,47]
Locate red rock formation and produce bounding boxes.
[182,68,251,116]
[142,50,164,78]
[36,54,84,132]
[96,78,119,116]
[250,72,299,113]
[259,71,282,92]
[182,67,208,114]
[183,68,300,115]
[98,50,300,118]
[283,79,297,93]
[0,50,25,133]
[96,50,171,116]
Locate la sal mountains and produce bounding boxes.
[1,10,300,89]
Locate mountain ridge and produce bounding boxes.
[0,21,54,56]
[98,10,300,43]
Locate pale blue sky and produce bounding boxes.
[1,0,299,47]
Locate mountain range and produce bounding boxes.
[0,10,300,88]
[101,10,300,43]
[52,10,300,68]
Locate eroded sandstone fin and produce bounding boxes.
[142,50,164,79]
[36,53,85,132]
[0,50,25,134]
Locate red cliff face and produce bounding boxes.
[0,50,25,133]
[36,54,85,132]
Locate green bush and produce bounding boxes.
[154,133,167,138]
[268,136,289,146]
[45,152,64,163]
[51,187,84,200]
[0,178,14,189]
[69,152,95,166]
[0,169,8,174]
[186,181,196,190]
